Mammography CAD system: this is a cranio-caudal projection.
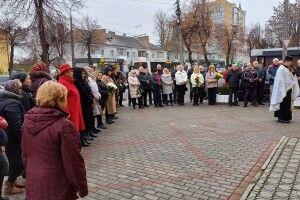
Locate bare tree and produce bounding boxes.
[0,16,28,74]
[2,0,83,68]
[246,24,269,60]
[154,10,170,49]
[75,16,107,66]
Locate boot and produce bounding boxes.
[85,131,94,141]
[4,181,24,195]
[91,127,101,134]
[81,134,90,147]
[88,131,97,138]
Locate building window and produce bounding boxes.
[138,51,147,57]
[127,52,130,58]
[152,53,155,58]
[157,52,163,58]
[175,54,178,59]
[101,50,104,56]
[110,50,114,57]
[117,48,124,56]
[133,52,136,58]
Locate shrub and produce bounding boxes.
[218,84,230,95]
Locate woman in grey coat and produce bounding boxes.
[161,68,174,106]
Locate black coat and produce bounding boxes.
[96,80,108,109]
[137,73,149,90]
[20,87,36,113]
[0,90,24,143]
[227,70,241,88]
[73,68,94,130]
[243,69,259,88]
[0,129,8,146]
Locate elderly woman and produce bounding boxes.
[206,65,218,105]
[9,72,35,113]
[191,65,205,106]
[0,116,9,200]
[175,65,188,106]
[102,66,118,123]
[0,80,25,195]
[22,81,88,200]
[128,70,142,109]
[161,68,174,106]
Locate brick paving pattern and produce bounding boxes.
[13,104,300,200]
[246,137,300,200]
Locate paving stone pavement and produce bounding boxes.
[245,137,300,200]
[13,103,300,200]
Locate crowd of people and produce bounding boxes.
[0,55,299,199]
[0,62,126,199]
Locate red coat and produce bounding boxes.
[22,107,88,200]
[58,75,85,131]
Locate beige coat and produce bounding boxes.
[161,74,173,94]
[101,75,116,114]
[128,72,141,98]
[206,72,218,88]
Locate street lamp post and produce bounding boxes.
[282,0,289,59]
[70,1,80,67]
[175,0,184,67]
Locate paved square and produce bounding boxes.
[14,104,300,200]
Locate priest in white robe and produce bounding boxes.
[270,56,300,123]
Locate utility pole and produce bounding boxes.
[282,0,289,59]
[70,1,80,67]
[175,0,185,66]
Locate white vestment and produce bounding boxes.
[270,65,300,111]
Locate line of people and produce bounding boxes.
[0,62,125,199]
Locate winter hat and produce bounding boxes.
[4,79,21,95]
[284,55,293,61]
[59,64,73,75]
[31,62,48,73]
[9,72,28,84]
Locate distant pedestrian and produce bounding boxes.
[175,65,188,106]
[22,81,88,200]
[267,58,280,97]
[243,63,259,107]
[206,65,218,105]
[161,68,174,106]
[270,56,300,123]
[190,65,204,106]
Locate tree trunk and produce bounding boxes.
[35,1,50,68]
[87,43,92,66]
[9,43,14,75]
[187,46,193,66]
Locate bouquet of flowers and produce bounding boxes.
[195,77,200,86]
[107,82,118,93]
[214,73,223,80]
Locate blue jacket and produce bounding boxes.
[267,64,280,85]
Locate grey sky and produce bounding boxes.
[83,0,293,44]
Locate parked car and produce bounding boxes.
[0,75,9,87]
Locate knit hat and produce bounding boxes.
[59,64,73,75]
[284,55,293,61]
[4,79,21,95]
[9,72,28,84]
[31,62,48,73]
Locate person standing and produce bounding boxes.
[190,65,204,106]
[95,71,108,130]
[101,66,118,123]
[115,66,126,107]
[151,68,163,107]
[137,67,149,107]
[22,81,88,200]
[128,70,142,109]
[29,62,52,98]
[206,65,218,105]
[226,64,240,106]
[187,65,194,102]
[270,56,300,123]
[243,63,259,107]
[267,58,280,97]
[0,80,25,195]
[175,65,188,106]
[0,116,9,200]
[144,68,153,106]
[161,68,174,106]
[253,61,267,105]
[9,73,35,113]
[58,64,85,132]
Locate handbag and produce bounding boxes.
[0,116,8,130]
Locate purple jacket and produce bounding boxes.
[22,107,88,200]
[29,72,52,98]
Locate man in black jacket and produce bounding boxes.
[226,64,240,106]
[254,61,266,105]
[137,67,150,107]
[243,64,259,107]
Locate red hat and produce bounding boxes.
[59,64,73,75]
[31,62,48,73]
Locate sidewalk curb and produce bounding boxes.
[240,136,287,200]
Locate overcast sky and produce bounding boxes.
[82,0,295,44]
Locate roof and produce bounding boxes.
[251,47,300,57]
[107,33,162,51]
